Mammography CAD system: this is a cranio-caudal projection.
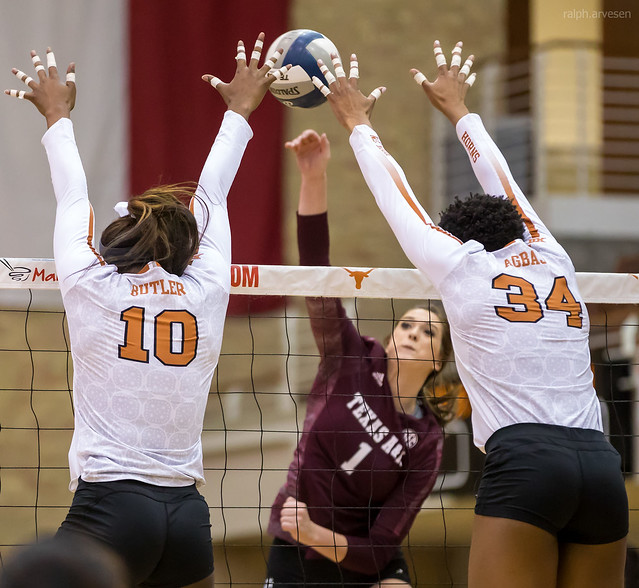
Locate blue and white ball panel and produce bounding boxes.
[267,29,340,109]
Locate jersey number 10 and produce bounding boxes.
[118,306,198,367]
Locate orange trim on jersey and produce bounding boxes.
[370,138,461,242]
[87,204,106,265]
[188,196,202,265]
[137,262,157,274]
[486,150,540,239]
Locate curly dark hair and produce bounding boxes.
[438,193,525,252]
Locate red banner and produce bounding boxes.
[129,0,289,313]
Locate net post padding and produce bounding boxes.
[1,258,638,303]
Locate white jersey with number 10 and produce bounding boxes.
[42,111,253,489]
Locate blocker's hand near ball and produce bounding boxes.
[5,48,76,128]
[312,53,386,132]
[202,32,290,121]
[411,40,476,125]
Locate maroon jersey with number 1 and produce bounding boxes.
[267,212,444,575]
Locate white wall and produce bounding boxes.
[0,0,127,258]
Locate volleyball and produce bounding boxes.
[266,29,341,109]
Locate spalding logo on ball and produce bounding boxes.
[266,29,340,109]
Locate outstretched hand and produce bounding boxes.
[411,40,476,125]
[311,53,386,132]
[202,32,290,120]
[285,129,330,178]
[286,129,330,215]
[5,48,76,128]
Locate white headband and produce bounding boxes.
[114,201,129,217]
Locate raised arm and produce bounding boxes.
[289,129,361,362]
[314,53,467,288]
[413,41,556,244]
[278,131,349,564]
[6,48,101,294]
[187,33,290,288]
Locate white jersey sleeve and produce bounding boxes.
[42,118,105,297]
[349,125,472,287]
[455,113,561,250]
[186,110,253,292]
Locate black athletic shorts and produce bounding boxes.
[264,537,411,587]
[475,423,628,544]
[56,478,213,587]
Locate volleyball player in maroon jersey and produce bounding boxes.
[264,129,460,587]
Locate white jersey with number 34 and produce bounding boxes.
[349,114,602,451]
[42,111,253,489]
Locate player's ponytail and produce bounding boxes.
[100,183,203,276]
[418,301,470,425]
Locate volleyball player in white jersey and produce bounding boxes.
[311,44,628,587]
[5,35,288,587]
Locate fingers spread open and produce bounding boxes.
[250,35,263,64]
[434,40,447,69]
[46,48,57,70]
[460,55,474,78]
[450,42,463,69]
[31,52,45,76]
[349,54,359,79]
[264,48,282,70]
[5,89,26,99]
[332,54,345,79]
[202,74,222,88]
[66,63,76,85]
[317,59,336,86]
[368,86,386,101]
[235,41,246,64]
[267,65,289,80]
[312,76,331,97]
[13,69,34,88]
[412,69,428,86]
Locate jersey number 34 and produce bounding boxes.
[493,274,583,328]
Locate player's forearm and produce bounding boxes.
[455,113,521,201]
[455,113,550,239]
[42,118,88,207]
[297,173,327,215]
[297,521,348,563]
[196,110,253,207]
[348,125,435,267]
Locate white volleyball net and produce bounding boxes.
[1,258,638,586]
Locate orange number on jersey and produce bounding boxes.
[119,306,149,363]
[493,274,543,323]
[154,310,198,366]
[119,307,198,366]
[545,276,583,328]
[493,274,583,328]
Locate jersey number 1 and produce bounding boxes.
[119,306,198,366]
[340,442,373,475]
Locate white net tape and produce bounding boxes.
[2,258,639,303]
